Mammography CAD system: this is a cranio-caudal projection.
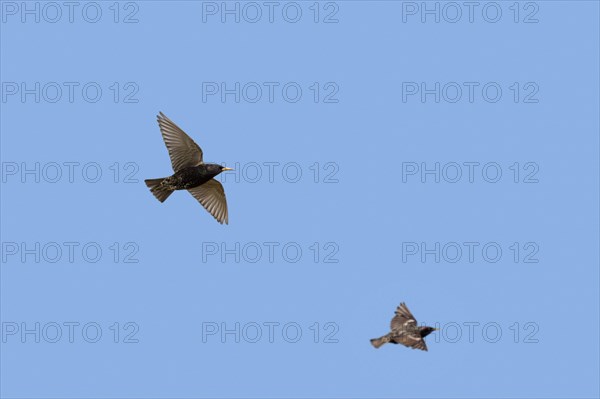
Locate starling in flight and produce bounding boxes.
[370,302,437,351]
[144,112,233,224]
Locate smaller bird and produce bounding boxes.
[371,302,437,351]
[145,112,233,224]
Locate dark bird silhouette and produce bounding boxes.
[145,112,232,224]
[371,302,437,351]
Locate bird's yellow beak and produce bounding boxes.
[432,328,439,331]
[222,167,234,171]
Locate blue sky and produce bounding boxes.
[1,1,599,398]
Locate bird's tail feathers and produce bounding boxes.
[370,334,390,349]
[145,178,174,203]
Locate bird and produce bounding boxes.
[370,302,437,351]
[144,112,233,224]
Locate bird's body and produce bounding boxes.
[371,302,436,351]
[144,112,232,224]
[159,165,223,191]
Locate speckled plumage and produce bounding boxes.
[161,165,223,190]
[371,302,436,351]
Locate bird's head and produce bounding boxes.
[419,326,438,337]
[205,164,234,176]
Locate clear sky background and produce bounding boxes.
[1,1,599,398]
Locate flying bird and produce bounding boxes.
[371,302,437,351]
[144,112,232,224]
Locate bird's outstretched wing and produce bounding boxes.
[391,302,418,330]
[187,179,228,224]
[394,333,428,351]
[157,112,204,172]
